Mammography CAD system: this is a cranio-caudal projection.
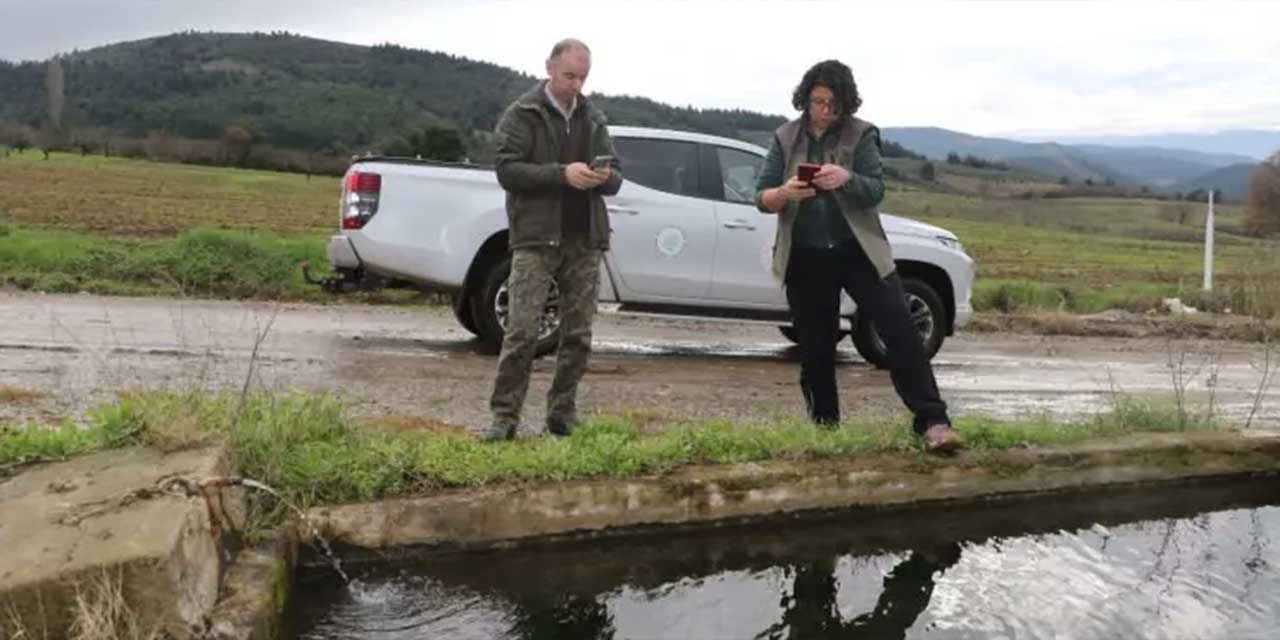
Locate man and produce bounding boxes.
[480,38,623,441]
[754,59,963,453]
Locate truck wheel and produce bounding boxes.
[468,255,561,356]
[850,277,946,369]
[452,293,479,337]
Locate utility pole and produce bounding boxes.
[1203,189,1215,291]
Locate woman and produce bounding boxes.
[754,59,962,453]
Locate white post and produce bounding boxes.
[1203,189,1215,291]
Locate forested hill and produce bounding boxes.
[0,31,787,154]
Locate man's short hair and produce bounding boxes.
[549,38,591,61]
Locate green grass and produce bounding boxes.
[971,278,1266,315]
[0,391,1224,511]
[0,223,328,299]
[888,190,1255,241]
[0,400,150,463]
[914,215,1280,318]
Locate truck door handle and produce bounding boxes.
[607,206,639,216]
[722,219,756,231]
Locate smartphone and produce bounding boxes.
[591,155,614,170]
[796,162,820,183]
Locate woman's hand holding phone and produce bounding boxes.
[763,178,816,211]
[781,177,817,199]
[796,162,821,184]
[811,164,850,191]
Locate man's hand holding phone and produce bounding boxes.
[565,155,613,190]
[590,155,614,171]
[589,154,614,183]
[564,162,603,191]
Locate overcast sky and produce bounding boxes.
[2,0,1278,138]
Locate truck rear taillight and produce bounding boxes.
[340,171,382,230]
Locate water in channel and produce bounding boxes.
[289,476,1280,639]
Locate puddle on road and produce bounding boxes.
[5,310,1277,429]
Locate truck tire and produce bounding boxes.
[468,255,561,357]
[851,277,946,369]
[452,293,479,337]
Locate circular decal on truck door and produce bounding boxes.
[656,227,686,258]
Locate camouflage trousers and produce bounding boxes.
[489,237,602,428]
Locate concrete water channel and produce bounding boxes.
[3,431,1280,638]
[281,432,1280,638]
[289,476,1280,639]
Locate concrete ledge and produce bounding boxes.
[203,530,298,640]
[308,430,1280,550]
[0,447,229,639]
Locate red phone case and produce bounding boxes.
[797,163,820,182]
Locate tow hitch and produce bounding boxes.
[301,261,368,294]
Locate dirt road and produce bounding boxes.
[1,292,1275,431]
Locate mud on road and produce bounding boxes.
[1,292,1276,432]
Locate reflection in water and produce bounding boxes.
[759,544,963,640]
[508,594,616,640]
[290,477,1280,639]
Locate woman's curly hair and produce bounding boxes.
[791,60,861,116]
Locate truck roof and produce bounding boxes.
[608,126,768,156]
[349,126,770,168]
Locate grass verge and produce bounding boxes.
[0,223,324,299]
[0,223,428,303]
[966,308,1280,343]
[1,391,1223,511]
[973,277,1279,318]
[0,387,45,405]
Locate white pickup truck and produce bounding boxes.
[315,126,976,367]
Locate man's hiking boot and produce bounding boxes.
[477,422,517,442]
[547,416,579,437]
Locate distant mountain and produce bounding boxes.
[1169,163,1258,202]
[1069,144,1253,187]
[881,127,1027,161]
[1038,130,1280,161]
[881,126,1255,186]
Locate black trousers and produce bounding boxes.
[784,240,949,433]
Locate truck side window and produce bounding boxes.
[715,147,765,204]
[613,138,701,198]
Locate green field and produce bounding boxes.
[2,150,1277,317]
[0,150,337,235]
